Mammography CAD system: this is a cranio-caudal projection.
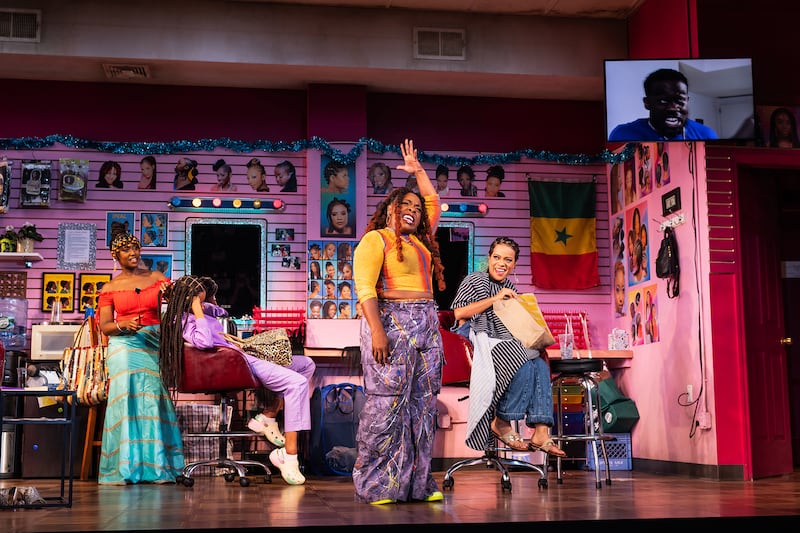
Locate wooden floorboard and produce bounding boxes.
[2,467,800,532]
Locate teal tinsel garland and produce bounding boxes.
[0,134,635,165]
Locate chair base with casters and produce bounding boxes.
[442,438,549,492]
[550,358,614,488]
[176,344,273,488]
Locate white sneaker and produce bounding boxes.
[247,414,285,447]
[269,448,306,485]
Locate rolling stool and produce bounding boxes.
[550,358,614,488]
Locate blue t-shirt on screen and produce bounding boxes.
[609,118,719,142]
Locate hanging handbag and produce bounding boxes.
[224,328,293,366]
[60,315,109,406]
[492,292,555,351]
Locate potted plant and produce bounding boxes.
[16,222,44,253]
[0,225,18,253]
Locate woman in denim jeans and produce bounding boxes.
[451,237,566,457]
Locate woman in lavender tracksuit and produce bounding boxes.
[159,275,315,485]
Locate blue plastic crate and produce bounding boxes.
[586,433,632,470]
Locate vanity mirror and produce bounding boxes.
[186,218,267,317]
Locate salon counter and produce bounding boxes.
[545,348,633,369]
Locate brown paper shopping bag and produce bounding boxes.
[492,293,555,351]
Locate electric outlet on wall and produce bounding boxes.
[686,384,693,403]
[698,412,712,430]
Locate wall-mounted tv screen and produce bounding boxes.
[604,58,754,143]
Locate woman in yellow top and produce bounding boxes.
[352,139,445,505]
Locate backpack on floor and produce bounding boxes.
[306,382,366,476]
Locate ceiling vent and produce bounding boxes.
[413,27,465,60]
[103,64,151,81]
[0,8,41,42]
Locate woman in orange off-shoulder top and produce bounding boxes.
[95,227,184,485]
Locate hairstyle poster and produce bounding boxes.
[140,252,172,278]
[627,287,644,347]
[307,239,356,319]
[634,143,654,199]
[655,141,670,188]
[641,283,659,344]
[140,212,168,247]
[625,200,650,286]
[41,272,75,313]
[319,155,356,239]
[106,211,135,246]
[79,273,111,312]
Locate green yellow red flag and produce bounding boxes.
[528,179,599,289]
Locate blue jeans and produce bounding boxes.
[496,357,554,427]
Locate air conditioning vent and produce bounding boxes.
[103,64,151,80]
[413,27,465,60]
[0,9,41,42]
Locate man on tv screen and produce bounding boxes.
[609,68,719,142]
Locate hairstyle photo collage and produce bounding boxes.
[307,240,357,320]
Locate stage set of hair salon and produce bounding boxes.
[1,0,798,490]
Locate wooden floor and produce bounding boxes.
[3,465,800,532]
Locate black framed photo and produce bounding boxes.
[661,187,681,216]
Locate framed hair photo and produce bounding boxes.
[79,273,111,313]
[106,211,135,246]
[661,187,682,216]
[139,252,173,278]
[140,212,168,247]
[42,272,75,313]
[276,228,294,241]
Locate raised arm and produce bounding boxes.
[397,139,435,197]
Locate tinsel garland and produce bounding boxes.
[0,134,635,166]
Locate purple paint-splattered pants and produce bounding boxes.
[352,300,443,503]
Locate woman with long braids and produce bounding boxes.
[159,275,315,485]
[96,227,184,484]
[351,139,446,505]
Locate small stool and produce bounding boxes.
[550,358,614,488]
[81,404,104,480]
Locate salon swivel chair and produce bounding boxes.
[176,344,272,487]
[437,311,548,493]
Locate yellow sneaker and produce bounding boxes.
[370,498,396,505]
[423,491,443,502]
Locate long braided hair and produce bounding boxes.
[158,275,206,393]
[363,187,445,292]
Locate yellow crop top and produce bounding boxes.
[353,193,440,303]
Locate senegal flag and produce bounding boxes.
[528,179,599,289]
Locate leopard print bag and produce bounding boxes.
[225,328,293,366]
